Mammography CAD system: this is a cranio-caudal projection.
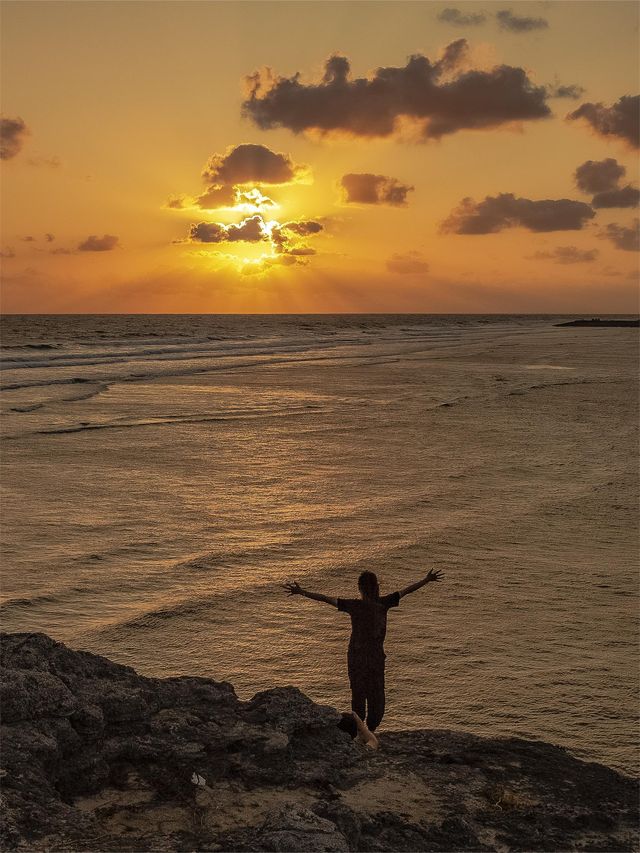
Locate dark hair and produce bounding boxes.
[358,570,379,600]
[337,712,358,739]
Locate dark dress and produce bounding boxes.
[337,592,400,730]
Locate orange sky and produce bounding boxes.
[1,0,638,313]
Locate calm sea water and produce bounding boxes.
[1,314,638,775]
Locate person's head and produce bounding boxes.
[358,570,379,600]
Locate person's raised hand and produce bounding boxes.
[283,580,303,596]
[426,569,443,583]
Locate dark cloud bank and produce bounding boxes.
[243,42,551,139]
[441,193,595,234]
[341,174,414,206]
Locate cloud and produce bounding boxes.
[574,158,639,208]
[1,116,29,160]
[1,248,16,259]
[496,9,549,32]
[270,220,324,254]
[189,215,267,244]
[45,233,55,242]
[546,83,585,100]
[21,236,36,242]
[438,7,486,26]
[194,185,238,209]
[288,247,316,256]
[26,155,61,168]
[242,45,551,140]
[592,185,640,209]
[574,158,626,194]
[441,193,595,233]
[49,247,76,255]
[280,220,323,236]
[529,246,599,264]
[236,188,277,210]
[386,251,429,274]
[341,174,414,206]
[188,215,323,264]
[165,194,189,210]
[78,234,120,252]
[599,219,640,251]
[567,95,640,149]
[201,143,305,185]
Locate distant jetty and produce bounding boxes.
[555,318,639,328]
[1,632,638,852]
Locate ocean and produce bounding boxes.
[1,314,638,775]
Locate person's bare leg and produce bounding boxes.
[352,712,379,749]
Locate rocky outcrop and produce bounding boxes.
[1,632,637,852]
[554,318,639,327]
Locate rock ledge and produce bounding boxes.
[1,633,637,852]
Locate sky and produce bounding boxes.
[1,0,638,313]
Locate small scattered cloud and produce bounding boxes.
[0,116,29,160]
[165,194,189,210]
[574,158,625,194]
[386,251,430,274]
[78,234,120,252]
[21,236,36,242]
[0,248,16,259]
[201,143,306,186]
[242,45,551,140]
[496,9,549,32]
[574,158,639,209]
[45,233,55,242]
[280,220,323,236]
[441,193,595,234]
[567,95,640,149]
[592,185,640,209]
[546,83,585,100]
[598,219,640,251]
[438,7,486,26]
[341,173,414,206]
[26,155,61,168]
[528,246,599,264]
[49,247,76,255]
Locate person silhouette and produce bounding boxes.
[283,568,443,731]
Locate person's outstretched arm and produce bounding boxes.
[283,580,338,607]
[398,568,443,599]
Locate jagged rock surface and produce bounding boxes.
[1,633,637,852]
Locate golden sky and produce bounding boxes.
[1,0,638,313]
